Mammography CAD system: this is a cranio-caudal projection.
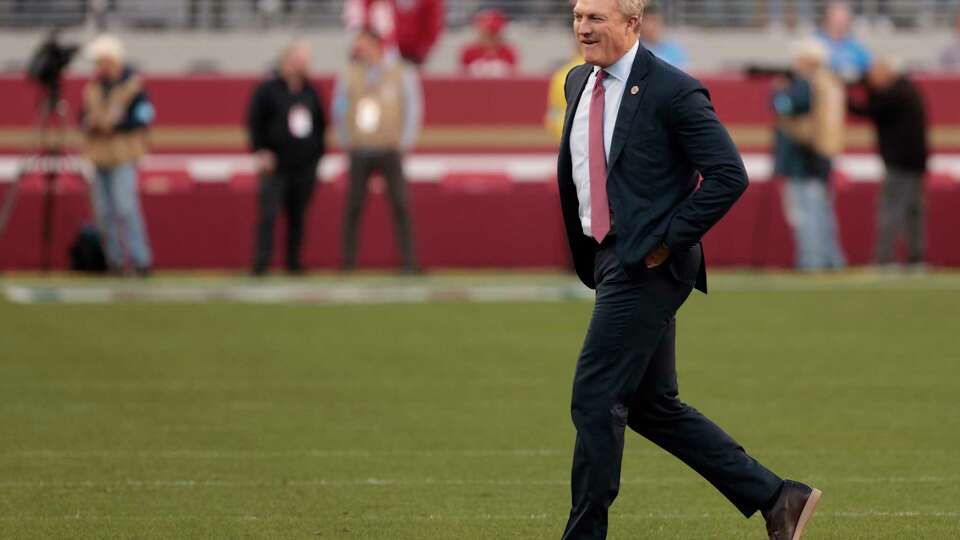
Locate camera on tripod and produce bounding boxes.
[0,30,87,270]
[26,30,80,113]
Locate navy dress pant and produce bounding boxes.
[561,240,783,540]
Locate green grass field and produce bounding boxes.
[1,272,959,539]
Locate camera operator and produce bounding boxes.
[80,35,155,276]
[772,39,847,271]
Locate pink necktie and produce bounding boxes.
[589,70,611,242]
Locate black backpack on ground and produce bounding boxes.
[69,224,108,273]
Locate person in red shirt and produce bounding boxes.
[459,9,519,78]
[343,0,444,67]
[395,0,444,66]
[344,0,397,51]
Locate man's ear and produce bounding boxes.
[627,15,641,34]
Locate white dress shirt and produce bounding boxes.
[569,40,639,237]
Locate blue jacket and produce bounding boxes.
[558,46,748,294]
[96,67,154,132]
[815,30,872,81]
[772,78,831,181]
[81,66,155,166]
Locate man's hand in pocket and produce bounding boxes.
[645,243,671,268]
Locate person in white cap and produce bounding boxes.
[772,38,847,271]
[80,34,155,276]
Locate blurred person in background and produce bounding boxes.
[344,0,398,55]
[395,0,445,66]
[343,0,445,67]
[640,3,688,69]
[816,1,872,82]
[546,39,584,141]
[459,9,519,78]
[333,29,423,273]
[81,35,155,276]
[247,40,327,276]
[848,57,929,268]
[546,2,583,143]
[940,11,960,71]
[773,39,847,271]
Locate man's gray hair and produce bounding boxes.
[618,0,645,32]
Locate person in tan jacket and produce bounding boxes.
[332,28,423,273]
[81,35,154,275]
[772,38,847,271]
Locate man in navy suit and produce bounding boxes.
[557,1,822,539]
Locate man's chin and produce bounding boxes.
[583,50,612,68]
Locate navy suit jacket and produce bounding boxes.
[557,46,749,294]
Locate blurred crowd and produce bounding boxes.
[70,0,952,275]
[4,0,959,31]
[79,15,427,276]
[769,1,931,271]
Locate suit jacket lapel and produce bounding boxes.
[607,47,652,170]
[560,65,592,155]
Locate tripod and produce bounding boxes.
[0,85,90,272]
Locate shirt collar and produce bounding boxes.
[594,40,639,82]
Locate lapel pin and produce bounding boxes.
[630,85,640,95]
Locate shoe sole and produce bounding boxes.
[792,487,822,540]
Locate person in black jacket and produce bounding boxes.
[247,39,327,276]
[849,57,929,266]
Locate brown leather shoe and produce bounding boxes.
[761,480,822,540]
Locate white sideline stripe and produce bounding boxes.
[7,275,960,305]
[2,153,960,183]
[0,477,954,489]
[2,283,597,305]
[0,511,957,521]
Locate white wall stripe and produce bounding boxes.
[1,154,960,184]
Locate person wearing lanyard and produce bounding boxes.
[333,28,423,274]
